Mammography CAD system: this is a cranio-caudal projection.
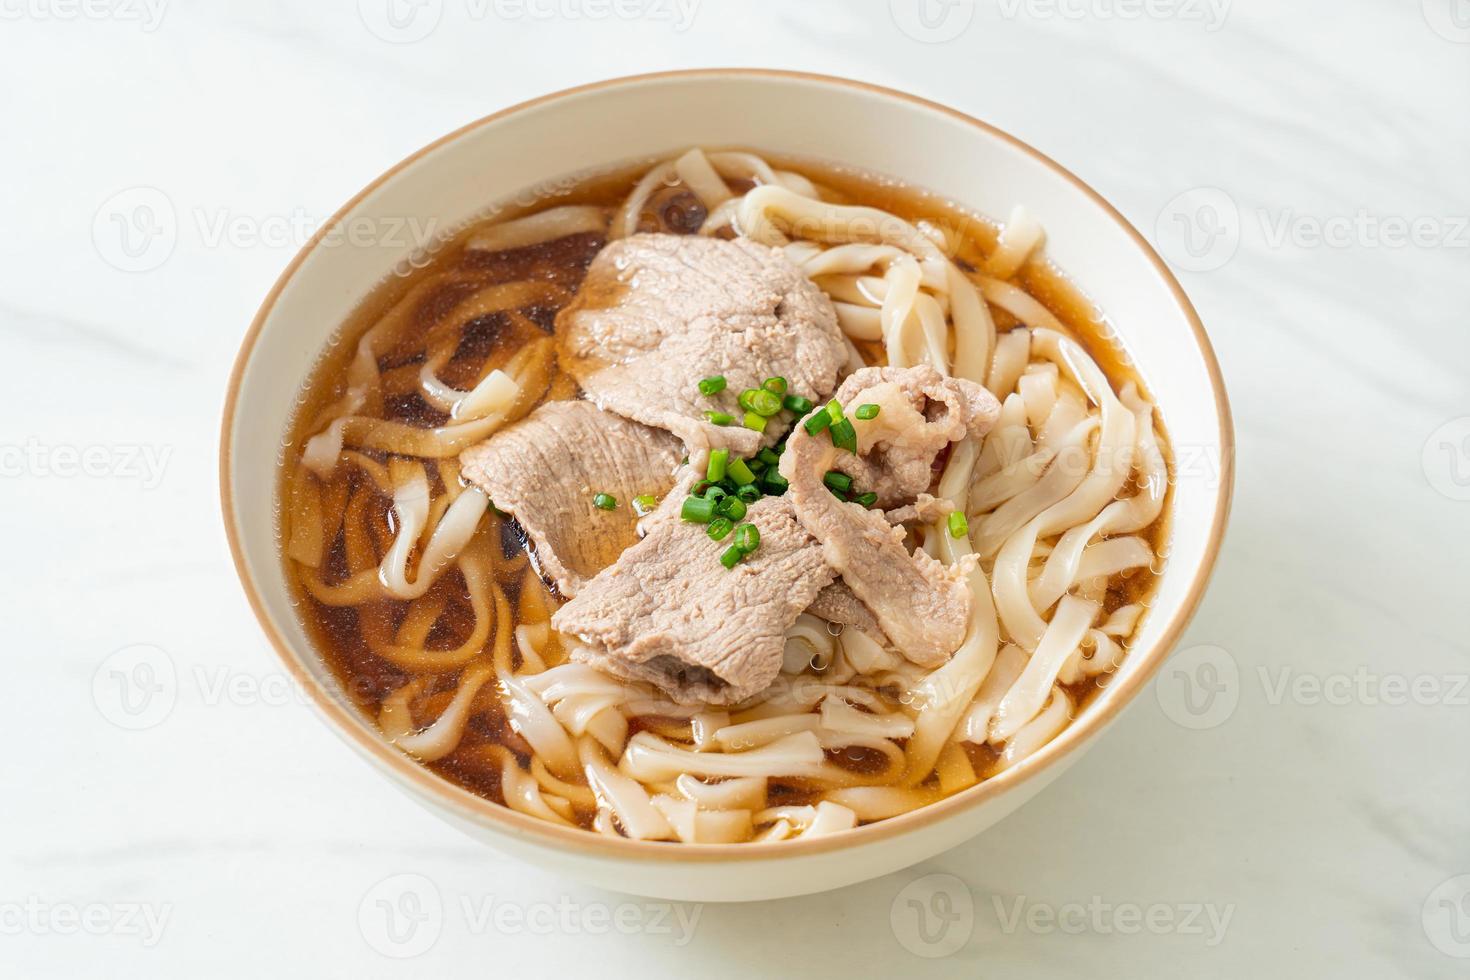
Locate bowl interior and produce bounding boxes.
[224,71,1229,853]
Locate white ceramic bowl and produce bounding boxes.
[221,69,1233,902]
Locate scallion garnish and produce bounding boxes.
[703,484,728,502]
[855,403,880,420]
[802,409,832,436]
[757,448,781,467]
[717,495,746,521]
[830,417,858,453]
[743,410,767,433]
[854,491,878,508]
[762,376,788,396]
[743,388,781,417]
[707,448,729,483]
[736,483,762,504]
[783,395,812,416]
[761,471,788,494]
[704,410,734,426]
[733,523,761,553]
[727,458,756,486]
[681,495,717,523]
[707,516,734,541]
[823,471,853,493]
[593,493,617,510]
[632,494,658,516]
[719,544,744,569]
[948,510,969,539]
[699,376,727,396]
[825,399,844,423]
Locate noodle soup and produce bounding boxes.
[281,149,1170,844]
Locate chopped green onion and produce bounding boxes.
[707,516,734,541]
[747,456,766,474]
[829,488,848,502]
[736,483,763,504]
[704,410,734,426]
[802,410,833,436]
[698,376,727,396]
[727,458,757,486]
[733,523,761,553]
[783,394,814,415]
[743,388,781,417]
[825,399,844,423]
[703,484,728,501]
[707,448,729,483]
[681,495,717,523]
[823,471,853,493]
[717,496,747,520]
[762,376,788,396]
[757,448,781,467]
[854,491,878,508]
[761,471,789,494]
[691,479,714,496]
[830,418,858,453]
[632,494,658,516]
[855,403,880,421]
[743,411,768,433]
[719,545,744,569]
[593,493,617,511]
[948,510,969,539]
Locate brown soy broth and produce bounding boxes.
[280,149,1172,820]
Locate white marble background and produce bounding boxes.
[3,0,1467,976]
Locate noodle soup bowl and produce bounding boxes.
[222,70,1232,902]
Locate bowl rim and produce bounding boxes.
[220,67,1234,864]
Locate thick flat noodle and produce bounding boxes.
[556,234,846,455]
[552,497,834,705]
[459,401,682,596]
[780,365,1001,667]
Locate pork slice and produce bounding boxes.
[779,365,1001,667]
[459,400,683,597]
[806,581,889,644]
[556,233,846,455]
[552,496,834,705]
[822,365,1001,506]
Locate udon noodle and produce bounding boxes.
[282,148,1170,844]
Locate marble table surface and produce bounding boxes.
[4,1,1467,976]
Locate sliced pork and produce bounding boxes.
[807,581,888,643]
[459,400,682,597]
[556,234,846,455]
[552,497,834,705]
[779,365,1001,666]
[824,366,1002,507]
